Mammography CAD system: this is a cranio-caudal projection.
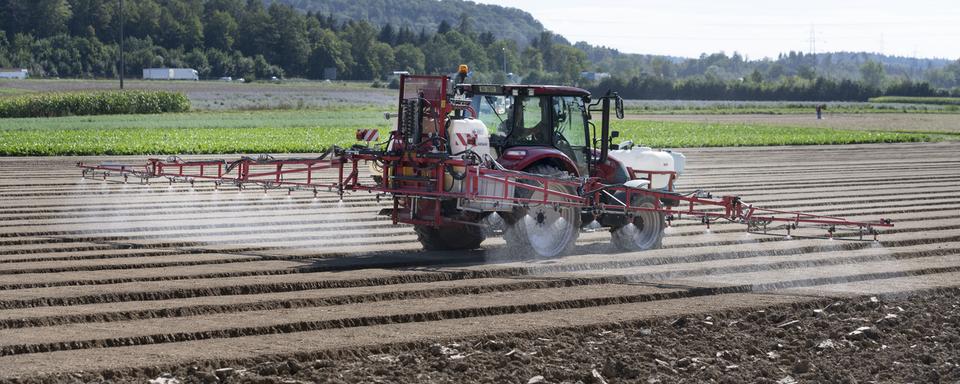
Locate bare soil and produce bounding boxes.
[0,142,957,382]
[101,288,959,384]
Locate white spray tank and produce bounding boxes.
[448,118,492,158]
[448,118,513,212]
[446,118,490,193]
[663,149,685,176]
[609,144,685,190]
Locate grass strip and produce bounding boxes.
[0,88,26,97]
[625,107,960,115]
[624,100,960,114]
[869,96,960,106]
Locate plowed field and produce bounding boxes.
[1,142,958,383]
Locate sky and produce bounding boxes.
[472,0,960,60]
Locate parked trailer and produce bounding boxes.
[142,68,199,81]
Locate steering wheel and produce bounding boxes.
[555,131,571,147]
[556,109,567,124]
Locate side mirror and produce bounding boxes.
[615,95,624,119]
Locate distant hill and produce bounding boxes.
[809,52,952,78]
[2,0,956,93]
[268,0,545,45]
[268,0,954,84]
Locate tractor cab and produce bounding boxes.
[458,84,622,179]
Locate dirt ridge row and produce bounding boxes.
[0,206,949,266]
[0,288,734,357]
[0,278,616,329]
[2,244,956,330]
[3,266,958,359]
[0,269,518,310]
[1,234,955,310]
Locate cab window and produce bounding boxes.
[553,96,587,148]
[472,95,512,135]
[507,96,550,145]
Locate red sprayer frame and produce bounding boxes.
[78,149,894,241]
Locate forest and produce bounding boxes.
[1,0,959,101]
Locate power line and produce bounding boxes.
[119,0,124,90]
[810,24,816,56]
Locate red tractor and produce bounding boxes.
[79,67,893,258]
[403,73,681,257]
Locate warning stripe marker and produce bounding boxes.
[356,129,380,142]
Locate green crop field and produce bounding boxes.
[0,109,389,131]
[0,109,393,155]
[612,120,929,148]
[0,109,931,156]
[0,80,941,156]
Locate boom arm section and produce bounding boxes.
[78,150,893,241]
[590,185,893,241]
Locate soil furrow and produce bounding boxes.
[0,278,618,329]
[0,293,823,381]
[0,269,526,310]
[0,287,701,357]
[0,256,260,275]
[1,233,955,312]
[2,244,955,329]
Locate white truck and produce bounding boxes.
[142,68,199,81]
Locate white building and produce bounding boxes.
[580,71,611,82]
[0,68,28,79]
[142,68,199,81]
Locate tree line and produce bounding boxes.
[0,0,587,84]
[593,70,960,102]
[270,0,544,48]
[0,0,958,102]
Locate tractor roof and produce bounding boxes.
[458,84,590,97]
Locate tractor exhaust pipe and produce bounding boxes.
[596,91,624,165]
[600,95,611,164]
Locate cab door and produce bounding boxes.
[551,96,590,176]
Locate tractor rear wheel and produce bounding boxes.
[610,197,665,251]
[503,165,581,258]
[414,224,485,251]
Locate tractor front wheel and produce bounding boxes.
[503,165,581,258]
[610,198,665,251]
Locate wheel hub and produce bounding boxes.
[634,215,645,231]
[507,166,581,258]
